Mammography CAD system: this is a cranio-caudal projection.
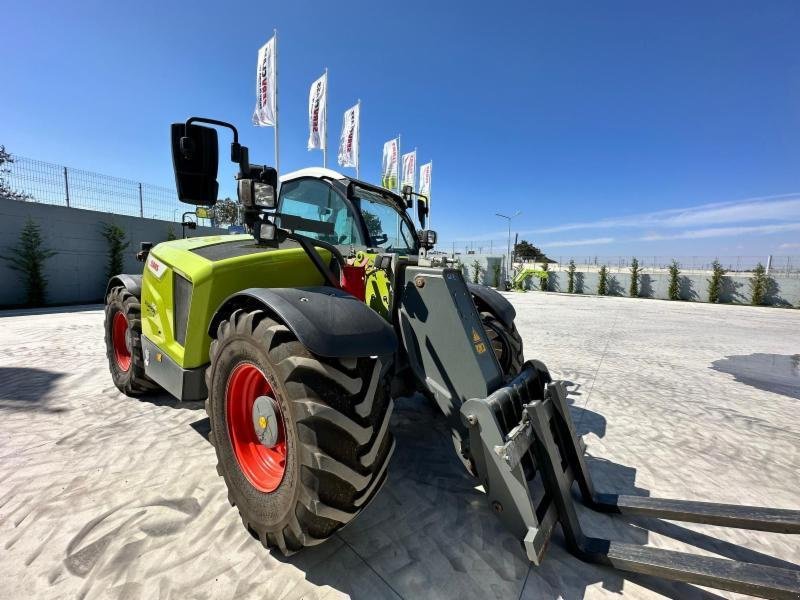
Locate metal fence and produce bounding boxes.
[3,155,187,222]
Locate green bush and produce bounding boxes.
[1,217,56,306]
[629,258,641,297]
[492,262,501,287]
[749,263,768,305]
[471,259,483,284]
[567,259,576,293]
[539,262,549,291]
[707,260,726,303]
[668,260,680,300]
[101,222,130,281]
[166,225,177,241]
[598,265,608,295]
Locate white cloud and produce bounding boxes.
[778,242,800,250]
[637,222,800,242]
[544,237,615,248]
[532,194,800,235]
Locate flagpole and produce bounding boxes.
[323,67,328,169]
[273,28,280,174]
[397,134,401,194]
[428,160,433,229]
[355,99,361,179]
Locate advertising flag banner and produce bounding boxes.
[253,36,276,127]
[401,150,416,190]
[307,72,327,150]
[419,161,432,205]
[381,138,399,190]
[338,103,360,168]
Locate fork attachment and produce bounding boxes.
[461,361,800,600]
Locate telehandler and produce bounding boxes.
[105,117,799,599]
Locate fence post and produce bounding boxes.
[138,182,144,217]
[63,167,70,207]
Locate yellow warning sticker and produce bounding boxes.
[475,342,487,354]
[471,329,481,343]
[259,416,268,429]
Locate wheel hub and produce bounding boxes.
[112,311,132,372]
[252,395,281,448]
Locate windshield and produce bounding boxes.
[350,186,419,254]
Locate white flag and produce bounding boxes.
[307,72,327,150]
[419,162,432,204]
[338,103,360,168]
[401,151,416,190]
[381,138,399,190]
[253,37,276,127]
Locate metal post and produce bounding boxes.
[355,99,361,179]
[766,254,772,275]
[323,67,328,169]
[63,167,70,207]
[273,29,280,174]
[138,182,144,217]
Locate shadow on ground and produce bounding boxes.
[711,353,800,400]
[0,367,67,413]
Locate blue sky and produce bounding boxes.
[2,0,799,257]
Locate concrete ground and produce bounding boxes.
[0,293,798,600]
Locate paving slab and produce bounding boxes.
[0,294,798,599]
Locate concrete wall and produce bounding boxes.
[523,268,800,307]
[0,198,224,306]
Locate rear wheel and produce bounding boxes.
[104,286,159,395]
[480,311,524,378]
[205,309,394,553]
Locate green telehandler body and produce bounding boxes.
[103,117,800,599]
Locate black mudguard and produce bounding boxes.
[467,283,516,329]
[209,287,397,359]
[105,274,143,300]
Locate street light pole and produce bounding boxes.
[496,211,521,285]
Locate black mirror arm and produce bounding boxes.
[281,230,344,289]
[185,117,250,173]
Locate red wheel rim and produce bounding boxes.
[112,311,132,372]
[225,363,287,492]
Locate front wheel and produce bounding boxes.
[481,311,524,378]
[205,309,395,554]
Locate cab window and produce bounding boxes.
[277,179,363,246]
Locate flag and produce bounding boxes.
[338,103,360,168]
[381,138,399,190]
[307,72,327,150]
[401,150,416,190]
[418,162,432,205]
[253,36,276,127]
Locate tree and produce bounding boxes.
[471,259,483,284]
[629,257,641,297]
[539,262,549,291]
[707,260,726,303]
[362,210,382,237]
[0,146,32,202]
[597,265,608,295]
[567,259,576,293]
[749,263,768,306]
[213,198,239,225]
[1,217,56,306]
[166,225,177,241]
[513,240,543,261]
[667,260,680,300]
[492,262,501,287]
[101,222,129,281]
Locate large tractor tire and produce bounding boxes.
[205,309,394,554]
[104,286,160,395]
[480,311,524,378]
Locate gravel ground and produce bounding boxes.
[0,293,798,600]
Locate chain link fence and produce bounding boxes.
[4,155,188,222]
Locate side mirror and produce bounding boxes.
[402,184,413,208]
[418,229,437,250]
[171,122,219,206]
[416,194,429,229]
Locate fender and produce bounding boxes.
[105,274,143,300]
[209,287,397,358]
[467,283,516,329]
